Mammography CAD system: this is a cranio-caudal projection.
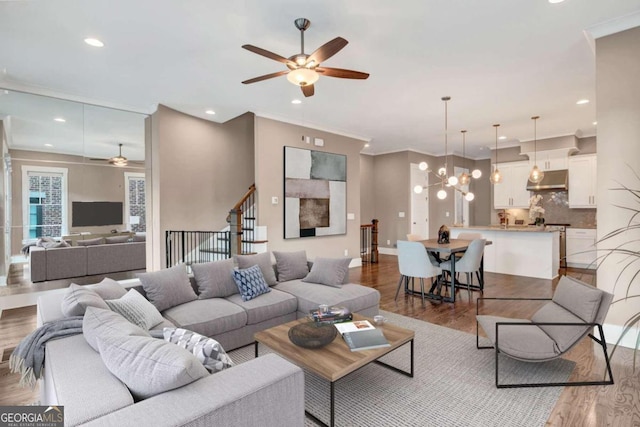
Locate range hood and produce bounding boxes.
[526,169,568,191]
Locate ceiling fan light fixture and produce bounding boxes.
[287,68,319,86]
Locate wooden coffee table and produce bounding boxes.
[254,314,414,427]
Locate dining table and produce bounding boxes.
[407,238,491,303]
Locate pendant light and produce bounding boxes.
[442,96,458,187]
[528,115,544,184]
[458,130,470,186]
[490,124,503,184]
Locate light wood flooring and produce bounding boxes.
[0,255,638,426]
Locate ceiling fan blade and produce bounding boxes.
[308,37,348,64]
[316,67,369,79]
[242,45,295,66]
[242,70,289,84]
[301,84,315,97]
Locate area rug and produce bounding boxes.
[229,311,574,427]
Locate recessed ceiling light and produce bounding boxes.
[499,136,507,140]
[205,110,216,115]
[576,99,590,105]
[291,99,302,105]
[44,143,53,147]
[548,0,565,3]
[364,143,370,148]
[53,117,66,123]
[593,121,598,125]
[84,38,104,47]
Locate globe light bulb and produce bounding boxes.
[529,165,545,184]
[471,169,482,179]
[458,172,470,186]
[413,185,424,194]
[418,161,428,171]
[438,167,447,177]
[447,176,458,186]
[465,192,475,201]
[437,189,447,200]
[490,168,503,184]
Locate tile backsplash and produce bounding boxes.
[503,191,596,228]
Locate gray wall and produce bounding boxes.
[0,121,5,276]
[360,154,375,224]
[254,117,366,260]
[149,106,255,269]
[595,26,640,332]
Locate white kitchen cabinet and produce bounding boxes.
[569,154,597,208]
[493,161,531,209]
[566,228,597,268]
[524,149,572,171]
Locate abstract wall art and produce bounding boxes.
[284,146,347,239]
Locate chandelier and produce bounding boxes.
[413,96,476,201]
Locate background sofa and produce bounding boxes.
[30,241,146,282]
[35,253,380,426]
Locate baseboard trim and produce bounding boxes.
[602,322,639,349]
[379,247,398,256]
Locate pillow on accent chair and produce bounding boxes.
[191,258,238,299]
[273,250,309,282]
[97,334,208,400]
[302,257,351,288]
[61,283,110,317]
[138,264,198,312]
[231,265,271,301]
[164,327,234,373]
[105,289,165,330]
[105,235,131,244]
[235,252,278,285]
[77,237,105,246]
[83,306,150,352]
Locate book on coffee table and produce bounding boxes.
[334,321,390,351]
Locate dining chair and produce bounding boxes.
[395,240,442,305]
[440,238,486,298]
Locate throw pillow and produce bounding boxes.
[191,258,238,299]
[97,334,208,400]
[231,265,271,302]
[163,327,234,373]
[273,250,309,282]
[61,283,110,317]
[77,237,105,246]
[138,264,197,312]
[235,252,277,285]
[105,289,165,330]
[302,257,351,288]
[83,306,150,352]
[89,277,128,300]
[105,235,131,244]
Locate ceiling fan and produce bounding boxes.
[241,18,369,97]
[90,143,142,167]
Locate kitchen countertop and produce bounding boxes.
[450,225,561,233]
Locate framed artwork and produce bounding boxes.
[284,146,347,238]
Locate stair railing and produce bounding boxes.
[229,184,257,256]
[165,230,231,268]
[360,219,379,263]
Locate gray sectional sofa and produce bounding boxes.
[30,241,146,282]
[35,252,380,426]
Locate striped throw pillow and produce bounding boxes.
[106,289,164,330]
[163,327,234,373]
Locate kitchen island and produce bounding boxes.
[450,226,560,280]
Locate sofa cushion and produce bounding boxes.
[87,242,146,276]
[232,265,271,302]
[106,289,165,330]
[45,246,88,280]
[302,257,351,288]
[61,283,109,317]
[105,235,131,244]
[162,299,248,338]
[274,280,380,314]
[163,327,234,373]
[89,277,128,300]
[97,334,209,400]
[77,237,105,246]
[552,275,603,322]
[476,315,559,360]
[138,264,198,312]
[531,302,590,353]
[273,251,309,282]
[225,289,297,325]
[83,306,151,352]
[235,252,277,286]
[192,258,238,299]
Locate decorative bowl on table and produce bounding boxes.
[288,322,337,349]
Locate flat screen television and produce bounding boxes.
[72,201,123,227]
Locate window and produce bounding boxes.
[22,166,68,241]
[125,172,145,233]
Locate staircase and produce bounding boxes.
[228,184,268,255]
